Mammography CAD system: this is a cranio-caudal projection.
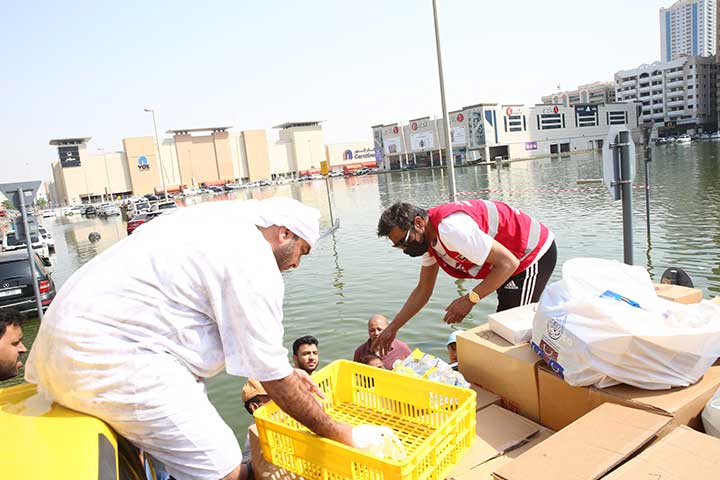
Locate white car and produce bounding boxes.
[41,209,56,218]
[97,204,121,217]
[37,226,55,251]
[1,230,50,259]
[62,205,84,216]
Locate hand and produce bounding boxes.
[371,325,397,357]
[294,368,325,400]
[443,295,474,324]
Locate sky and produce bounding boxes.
[1,0,672,182]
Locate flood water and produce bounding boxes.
[4,142,720,442]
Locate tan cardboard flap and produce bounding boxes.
[448,430,554,480]
[604,426,720,479]
[471,383,502,411]
[449,405,539,478]
[538,363,720,431]
[457,324,541,421]
[653,283,703,304]
[493,404,671,480]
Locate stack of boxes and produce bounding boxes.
[448,283,720,479]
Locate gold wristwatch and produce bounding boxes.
[468,290,480,304]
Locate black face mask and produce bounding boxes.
[403,236,429,257]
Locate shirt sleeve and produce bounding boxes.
[208,229,294,382]
[437,213,494,267]
[421,252,437,267]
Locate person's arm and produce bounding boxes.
[443,239,519,323]
[261,370,354,446]
[373,263,439,354]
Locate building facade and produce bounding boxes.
[273,122,325,175]
[615,56,717,134]
[660,0,716,61]
[541,82,616,107]
[372,102,640,170]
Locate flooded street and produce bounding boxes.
[6,143,720,440]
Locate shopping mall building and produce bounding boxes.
[48,122,374,206]
[372,101,641,170]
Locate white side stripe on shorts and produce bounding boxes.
[520,262,538,305]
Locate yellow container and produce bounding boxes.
[254,360,476,480]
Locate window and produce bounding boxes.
[607,111,628,125]
[576,109,598,127]
[539,113,563,130]
[504,114,524,132]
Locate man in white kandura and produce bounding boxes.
[26,197,353,480]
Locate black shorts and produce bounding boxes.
[496,241,557,312]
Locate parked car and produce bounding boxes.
[0,250,56,314]
[83,205,97,216]
[97,204,121,217]
[126,211,163,235]
[144,193,160,202]
[328,171,343,177]
[41,209,56,218]
[37,226,55,251]
[207,186,224,193]
[62,205,84,216]
[1,231,49,259]
[155,201,178,212]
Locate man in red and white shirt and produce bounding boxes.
[374,200,556,353]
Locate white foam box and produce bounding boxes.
[487,303,537,346]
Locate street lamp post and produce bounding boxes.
[144,108,169,200]
[432,0,457,201]
[99,147,111,202]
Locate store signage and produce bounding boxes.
[525,141,538,151]
[58,146,81,168]
[343,150,353,161]
[456,113,465,122]
[575,105,598,115]
[384,137,402,155]
[352,148,375,160]
[451,127,467,146]
[137,155,150,171]
[392,126,399,134]
[541,106,560,114]
[506,107,513,116]
[411,122,418,131]
[410,132,434,151]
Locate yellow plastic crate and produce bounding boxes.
[254,360,476,480]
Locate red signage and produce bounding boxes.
[411,122,418,131]
[456,113,464,122]
[392,126,399,134]
[505,107,513,116]
[553,106,559,114]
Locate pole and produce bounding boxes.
[432,0,457,201]
[619,131,634,265]
[101,149,111,202]
[148,109,169,200]
[643,144,651,243]
[17,188,43,319]
[324,177,335,227]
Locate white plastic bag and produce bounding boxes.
[352,425,407,460]
[702,386,720,438]
[531,257,720,389]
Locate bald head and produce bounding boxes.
[367,315,388,341]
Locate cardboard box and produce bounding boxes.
[470,383,503,411]
[537,363,720,432]
[487,303,537,345]
[457,324,542,421]
[449,430,554,480]
[493,404,671,480]
[603,425,720,479]
[447,405,542,479]
[654,283,703,304]
[248,424,302,480]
